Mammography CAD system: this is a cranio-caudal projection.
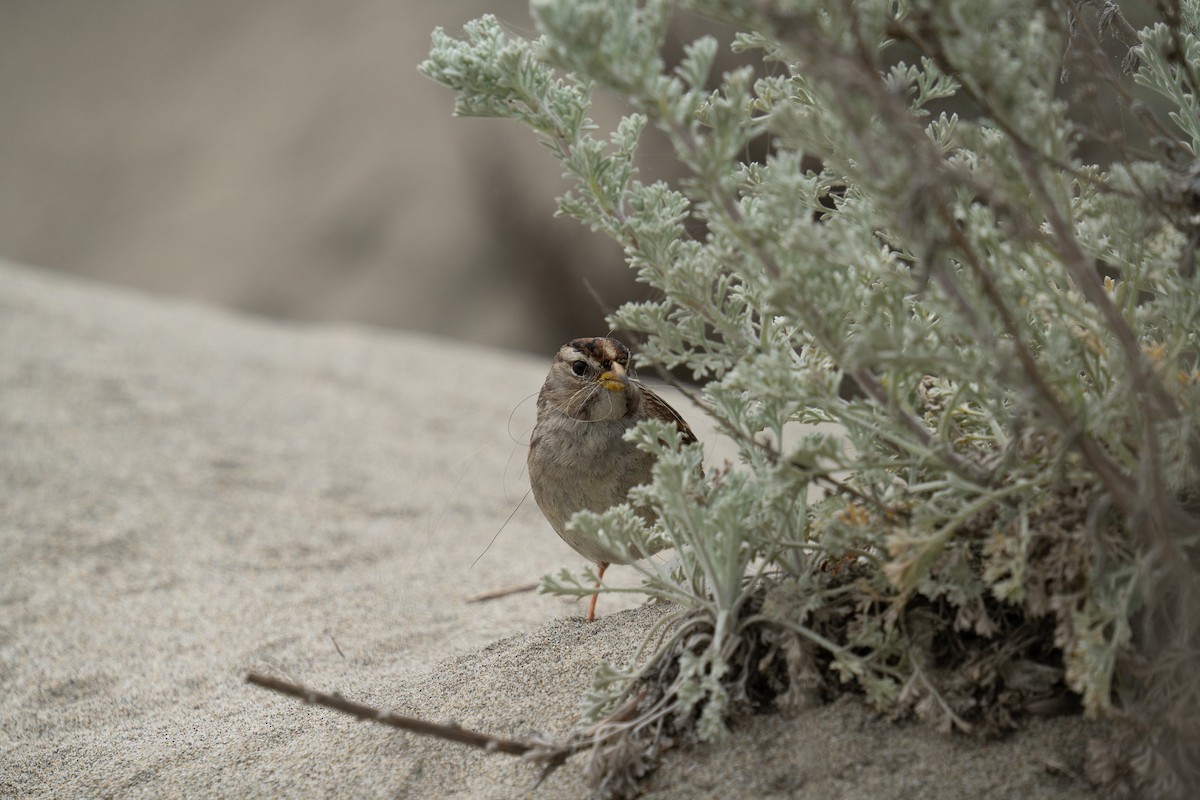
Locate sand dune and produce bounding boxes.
[0,261,1105,798]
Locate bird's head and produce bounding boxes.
[540,337,641,421]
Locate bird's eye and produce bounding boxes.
[571,360,588,376]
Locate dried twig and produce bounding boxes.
[467,582,539,603]
[245,672,576,762]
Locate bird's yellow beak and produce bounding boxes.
[598,362,627,392]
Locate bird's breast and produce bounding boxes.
[528,416,652,520]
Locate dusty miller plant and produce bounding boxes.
[423,1,1200,796]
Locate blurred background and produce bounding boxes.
[0,2,1157,357]
[0,0,660,356]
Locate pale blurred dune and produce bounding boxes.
[0,1,631,353]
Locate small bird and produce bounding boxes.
[527,337,697,621]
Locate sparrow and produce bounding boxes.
[527,337,697,621]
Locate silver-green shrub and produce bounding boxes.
[423,1,1200,795]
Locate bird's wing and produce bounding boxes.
[639,382,699,446]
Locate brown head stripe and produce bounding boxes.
[568,337,630,367]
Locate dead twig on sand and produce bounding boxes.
[466,582,539,603]
[245,672,582,776]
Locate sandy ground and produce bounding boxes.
[0,261,1108,798]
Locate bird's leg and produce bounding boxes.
[586,563,608,622]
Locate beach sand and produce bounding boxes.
[0,260,1107,798]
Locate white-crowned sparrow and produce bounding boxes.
[527,337,697,621]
